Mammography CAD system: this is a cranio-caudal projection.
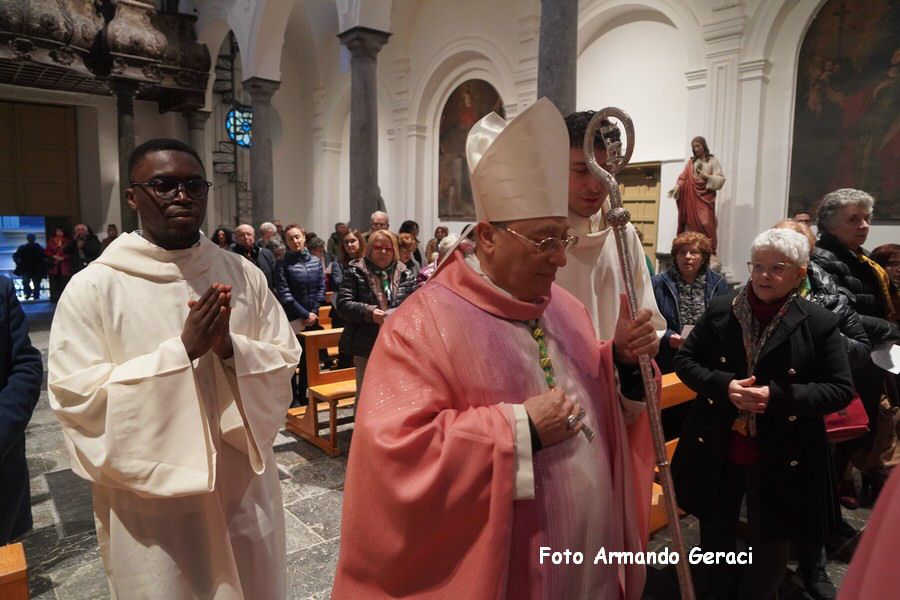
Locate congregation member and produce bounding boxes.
[417,232,460,283]
[331,228,365,367]
[811,189,899,506]
[398,220,423,264]
[794,212,813,227]
[773,218,871,600]
[45,226,72,302]
[13,233,46,300]
[362,210,389,243]
[275,224,325,404]
[670,135,726,256]
[212,226,232,249]
[327,222,349,257]
[652,231,729,375]
[0,274,43,545]
[672,228,853,600]
[554,110,666,342]
[397,232,421,280]
[257,221,277,248]
[265,234,286,261]
[336,228,417,395]
[48,138,301,598]
[100,223,118,251]
[64,223,102,274]
[424,225,448,262]
[273,220,284,238]
[333,98,657,599]
[871,243,900,289]
[233,223,277,289]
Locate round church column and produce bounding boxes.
[537,0,578,116]
[111,80,140,233]
[338,26,391,230]
[243,77,280,225]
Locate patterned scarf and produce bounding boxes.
[673,267,707,327]
[731,285,797,436]
[858,253,898,322]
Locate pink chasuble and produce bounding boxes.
[332,250,655,599]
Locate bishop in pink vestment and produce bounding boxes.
[332,249,656,599]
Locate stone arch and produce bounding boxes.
[577,0,705,69]
[195,15,231,110]
[240,0,294,81]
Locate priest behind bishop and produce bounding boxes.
[332,98,658,600]
[554,111,667,344]
[48,138,301,599]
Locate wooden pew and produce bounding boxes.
[318,305,332,329]
[648,372,696,535]
[285,328,356,456]
[0,542,28,600]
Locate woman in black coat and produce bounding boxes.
[810,188,900,506]
[337,230,418,394]
[672,228,853,600]
[0,276,43,544]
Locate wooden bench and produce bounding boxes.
[318,305,332,329]
[285,328,356,456]
[0,542,28,600]
[648,372,696,535]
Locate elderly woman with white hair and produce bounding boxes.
[811,188,900,509]
[671,228,853,600]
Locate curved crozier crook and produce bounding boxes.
[582,108,635,215]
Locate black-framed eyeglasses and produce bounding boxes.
[498,224,578,255]
[130,177,211,200]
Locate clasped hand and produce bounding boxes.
[182,283,233,360]
[728,375,769,413]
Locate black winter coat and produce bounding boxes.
[812,233,891,323]
[274,250,325,321]
[0,277,43,544]
[64,235,102,273]
[336,259,418,358]
[806,261,871,369]
[671,294,853,544]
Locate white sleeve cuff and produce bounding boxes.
[614,365,648,424]
[510,404,535,501]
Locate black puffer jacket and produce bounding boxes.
[336,258,418,358]
[274,249,325,321]
[806,261,871,369]
[813,233,888,320]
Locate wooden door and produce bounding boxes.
[0,101,79,224]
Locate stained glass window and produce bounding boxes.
[226,105,252,147]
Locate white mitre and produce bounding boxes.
[466,97,569,222]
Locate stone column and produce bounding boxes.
[183,110,211,170]
[111,80,140,233]
[537,0,578,116]
[338,26,391,230]
[243,77,280,225]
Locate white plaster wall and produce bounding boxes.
[271,50,314,229]
[577,17,690,164]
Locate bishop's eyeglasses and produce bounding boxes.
[497,224,578,255]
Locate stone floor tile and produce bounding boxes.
[286,458,348,500]
[285,539,340,600]
[286,491,343,541]
[285,509,326,554]
[51,558,108,600]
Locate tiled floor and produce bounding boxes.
[18,303,872,599]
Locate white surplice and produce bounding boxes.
[48,232,301,599]
[556,209,666,340]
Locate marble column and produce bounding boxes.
[111,80,140,233]
[338,26,391,230]
[537,0,578,116]
[243,77,280,225]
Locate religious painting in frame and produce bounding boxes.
[787,0,899,222]
[438,80,505,220]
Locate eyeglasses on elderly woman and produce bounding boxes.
[746,262,798,277]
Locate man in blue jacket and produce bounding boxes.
[0,275,43,544]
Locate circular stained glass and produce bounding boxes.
[226,106,252,147]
